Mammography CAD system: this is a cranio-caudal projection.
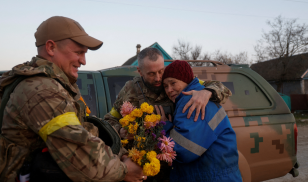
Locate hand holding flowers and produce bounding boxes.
[119,101,176,176]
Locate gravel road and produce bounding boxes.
[263,125,308,182]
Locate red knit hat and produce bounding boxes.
[162,60,194,84]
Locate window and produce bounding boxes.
[220,73,271,109]
[107,76,134,106]
[76,73,97,116]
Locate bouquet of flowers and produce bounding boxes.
[119,101,176,176]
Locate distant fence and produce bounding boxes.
[290,94,308,112]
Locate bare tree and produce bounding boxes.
[172,40,204,66]
[172,40,192,60]
[232,52,250,64]
[172,39,251,66]
[211,50,251,65]
[254,16,308,62]
[212,50,232,64]
[202,52,211,60]
[190,45,202,60]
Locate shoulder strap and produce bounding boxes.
[0,77,27,134]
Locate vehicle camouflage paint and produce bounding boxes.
[0,60,299,182]
[184,60,299,182]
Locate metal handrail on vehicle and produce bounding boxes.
[164,60,225,67]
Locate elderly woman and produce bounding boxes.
[161,60,242,182]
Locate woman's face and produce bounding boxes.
[163,77,188,103]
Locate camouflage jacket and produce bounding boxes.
[104,76,232,133]
[0,57,127,182]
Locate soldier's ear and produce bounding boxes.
[137,67,143,77]
[45,40,57,57]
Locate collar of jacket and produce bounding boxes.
[0,56,80,101]
[133,76,167,102]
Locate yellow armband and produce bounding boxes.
[39,112,81,142]
[110,107,121,119]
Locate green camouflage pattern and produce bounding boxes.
[0,57,127,182]
[192,64,298,182]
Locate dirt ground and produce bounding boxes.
[263,125,308,182]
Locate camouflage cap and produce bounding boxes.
[35,16,103,50]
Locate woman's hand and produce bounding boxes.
[155,105,172,122]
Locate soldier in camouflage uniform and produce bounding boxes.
[0,16,145,182]
[104,48,232,181]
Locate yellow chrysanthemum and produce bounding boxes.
[144,114,160,127]
[137,150,147,165]
[141,102,154,114]
[151,114,159,122]
[142,158,160,176]
[125,114,136,122]
[130,108,143,118]
[134,135,146,149]
[147,105,154,114]
[146,151,157,161]
[128,123,139,134]
[143,163,152,176]
[134,135,146,142]
[144,114,155,123]
[140,102,149,112]
[121,139,129,146]
[128,147,140,162]
[119,117,129,127]
[140,150,146,156]
[144,115,151,122]
[137,143,144,148]
[156,114,161,121]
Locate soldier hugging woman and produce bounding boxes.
[161,60,242,182]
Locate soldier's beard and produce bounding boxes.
[142,77,163,95]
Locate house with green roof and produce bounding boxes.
[122,42,173,66]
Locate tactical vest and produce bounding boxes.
[0,76,121,182]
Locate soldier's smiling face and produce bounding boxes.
[52,39,88,83]
[137,55,165,94]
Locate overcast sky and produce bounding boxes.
[0,0,307,71]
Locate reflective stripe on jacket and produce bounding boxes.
[165,78,242,182]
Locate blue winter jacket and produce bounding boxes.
[164,78,242,182]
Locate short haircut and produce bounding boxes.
[137,47,163,70]
[37,39,69,54]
